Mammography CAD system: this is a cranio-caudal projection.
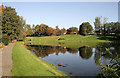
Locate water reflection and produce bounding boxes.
[26,42,120,63]
[26,45,78,58]
[26,42,120,76]
[79,46,93,59]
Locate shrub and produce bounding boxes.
[2,36,9,45]
[0,42,5,48]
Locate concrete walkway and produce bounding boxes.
[1,43,14,76]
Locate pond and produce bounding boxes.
[26,42,120,76]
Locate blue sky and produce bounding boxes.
[2,2,118,29]
[118,2,120,22]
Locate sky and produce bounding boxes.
[1,2,118,29]
[0,0,120,2]
[118,2,120,22]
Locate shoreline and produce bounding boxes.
[12,42,68,76]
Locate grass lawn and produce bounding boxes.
[25,35,116,48]
[12,42,67,76]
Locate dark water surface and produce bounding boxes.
[26,42,120,76]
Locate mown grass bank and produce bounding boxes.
[12,42,67,76]
[25,35,117,48]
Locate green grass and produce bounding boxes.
[25,36,59,46]
[25,35,116,48]
[12,42,67,76]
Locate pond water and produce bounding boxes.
[26,42,120,76]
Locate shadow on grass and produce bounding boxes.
[96,35,118,42]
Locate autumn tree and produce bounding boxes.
[25,24,33,36]
[32,24,35,36]
[39,24,48,35]
[94,16,108,35]
[66,27,78,34]
[103,17,108,35]
[46,27,54,36]
[34,25,40,36]
[17,16,26,40]
[34,24,48,36]
[53,29,58,36]
[94,17,101,34]
[55,26,61,36]
[60,28,66,35]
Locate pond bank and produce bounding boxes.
[12,42,67,76]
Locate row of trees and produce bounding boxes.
[25,24,66,37]
[1,5,120,45]
[94,16,120,38]
[104,22,120,38]
[25,22,94,37]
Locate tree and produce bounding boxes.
[94,17,101,34]
[94,16,108,35]
[55,26,61,36]
[79,22,93,35]
[2,7,25,42]
[103,22,120,39]
[60,28,66,35]
[56,26,59,30]
[53,29,58,36]
[18,16,26,40]
[66,27,78,34]
[39,24,48,36]
[46,27,54,36]
[25,24,33,36]
[34,24,48,36]
[103,17,108,35]
[0,4,5,13]
[115,22,120,39]
[32,24,35,36]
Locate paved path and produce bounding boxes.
[1,43,15,76]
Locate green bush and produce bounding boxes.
[2,36,9,45]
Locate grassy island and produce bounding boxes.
[25,35,117,48]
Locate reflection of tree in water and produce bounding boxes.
[94,48,101,65]
[96,42,120,58]
[94,42,120,65]
[27,45,68,58]
[79,46,93,59]
[34,46,64,58]
[26,42,120,64]
[66,48,78,54]
[26,45,80,58]
[33,46,49,58]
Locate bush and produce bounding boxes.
[0,42,5,48]
[2,36,9,45]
